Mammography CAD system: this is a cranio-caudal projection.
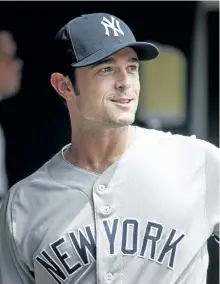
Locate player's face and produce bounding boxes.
[0,32,23,100]
[75,47,140,128]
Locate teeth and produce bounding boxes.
[113,100,130,104]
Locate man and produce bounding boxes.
[0,13,219,284]
[0,31,22,207]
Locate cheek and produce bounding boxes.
[0,65,11,82]
[1,63,19,78]
[77,80,104,112]
[95,76,113,92]
[89,78,112,103]
[132,77,140,94]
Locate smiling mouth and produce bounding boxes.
[110,99,133,104]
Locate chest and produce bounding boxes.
[31,155,207,283]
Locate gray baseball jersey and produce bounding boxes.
[0,127,219,284]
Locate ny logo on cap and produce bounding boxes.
[101,16,124,37]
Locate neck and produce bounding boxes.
[64,125,136,174]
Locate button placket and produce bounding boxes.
[93,176,120,284]
[98,184,107,193]
[102,205,111,215]
[106,272,113,282]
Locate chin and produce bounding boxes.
[5,86,19,96]
[1,87,20,101]
[113,114,135,127]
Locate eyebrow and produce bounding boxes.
[90,56,139,69]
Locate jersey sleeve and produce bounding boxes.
[197,139,220,243]
[0,190,35,284]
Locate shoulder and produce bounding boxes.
[3,161,52,214]
[136,126,219,162]
[0,148,69,249]
[136,126,197,148]
[1,149,65,215]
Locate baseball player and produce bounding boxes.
[0,13,219,284]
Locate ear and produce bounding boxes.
[50,73,74,101]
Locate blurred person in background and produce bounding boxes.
[0,30,23,207]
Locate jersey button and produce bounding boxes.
[98,184,107,193]
[106,272,113,281]
[102,205,111,215]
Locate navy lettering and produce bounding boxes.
[103,219,119,254]
[36,250,66,284]
[157,229,185,269]
[140,221,162,260]
[69,226,96,265]
[121,219,138,255]
[51,237,82,275]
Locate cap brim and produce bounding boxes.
[72,41,159,68]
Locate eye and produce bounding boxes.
[128,65,138,72]
[99,67,114,73]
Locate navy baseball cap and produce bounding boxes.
[54,13,159,69]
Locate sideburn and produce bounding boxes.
[73,81,80,96]
[68,67,80,96]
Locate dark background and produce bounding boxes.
[0,1,219,283]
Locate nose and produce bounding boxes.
[114,69,131,91]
